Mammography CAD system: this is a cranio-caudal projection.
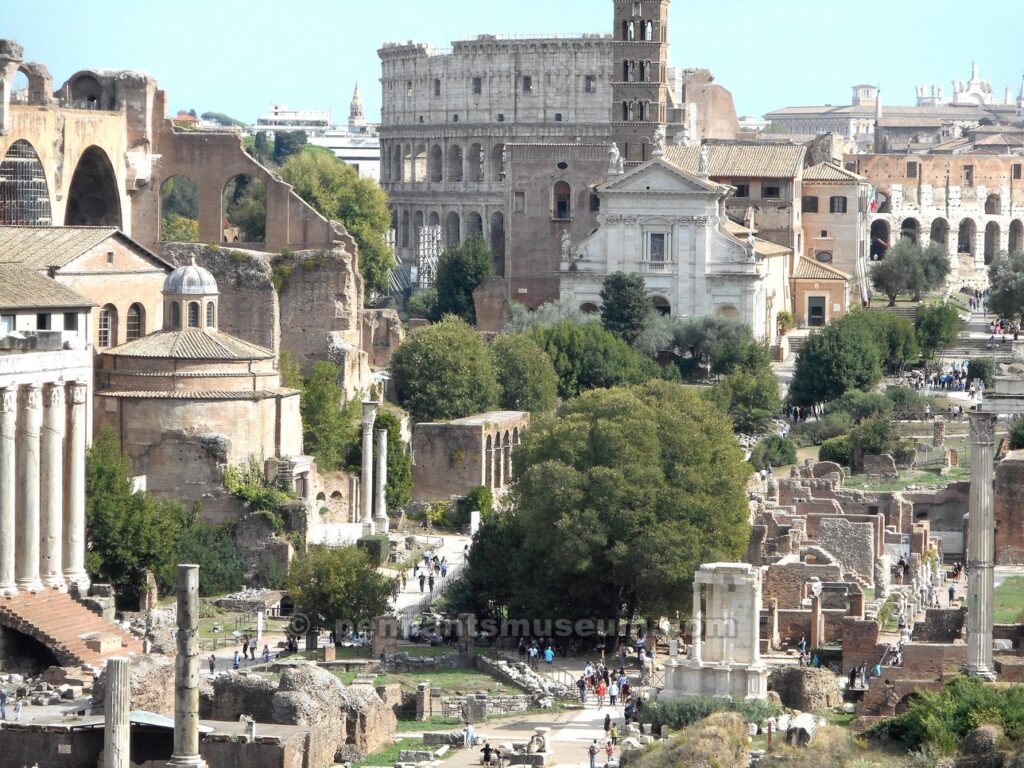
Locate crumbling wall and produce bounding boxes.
[996,452,1024,564]
[91,654,175,717]
[763,561,843,610]
[768,667,842,712]
[362,308,405,369]
[816,517,876,584]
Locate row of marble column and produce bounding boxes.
[0,381,90,595]
[360,401,389,536]
[484,434,517,491]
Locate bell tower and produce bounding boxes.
[611,0,672,165]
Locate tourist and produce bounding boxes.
[577,676,587,703]
[604,713,611,737]
[596,679,607,708]
[610,723,619,746]
[528,644,539,670]
[848,667,858,689]
[428,575,435,592]
[518,639,528,662]
[544,645,555,666]
[797,635,807,655]
[465,721,476,748]
[262,645,271,663]
[949,583,957,606]
[481,742,494,766]
[609,680,619,707]
[240,634,250,660]
[413,562,419,578]
[232,650,241,670]
[812,654,820,668]
[587,741,599,768]
[605,739,615,765]
[208,654,216,675]
[0,688,7,720]
[249,636,258,659]
[12,698,21,721]
[419,573,426,593]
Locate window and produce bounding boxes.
[553,181,571,220]
[820,230,829,238]
[557,161,569,170]
[171,302,181,329]
[497,113,505,123]
[907,161,918,179]
[433,79,441,97]
[829,196,848,213]
[522,76,533,94]
[106,250,114,264]
[734,183,749,198]
[649,233,666,262]
[964,165,974,187]
[206,301,215,328]
[801,196,819,213]
[126,303,144,341]
[762,183,782,200]
[452,114,459,123]
[554,113,563,122]
[1014,164,1022,180]
[36,313,51,330]
[63,312,78,332]
[1,314,14,335]
[590,193,601,212]
[513,192,526,213]
[98,305,116,347]
[472,77,482,95]
[406,81,412,96]
[815,251,833,263]
[584,75,596,93]
[187,301,200,328]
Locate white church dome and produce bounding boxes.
[163,258,219,296]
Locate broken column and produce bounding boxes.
[168,564,207,768]
[933,418,946,447]
[360,401,378,535]
[966,412,997,680]
[104,657,130,768]
[373,427,389,533]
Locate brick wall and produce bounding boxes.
[995,452,1024,564]
[764,562,843,609]
[815,517,876,584]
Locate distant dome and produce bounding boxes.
[163,258,219,296]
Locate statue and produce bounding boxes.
[747,232,757,256]
[744,206,756,230]
[608,143,624,175]
[698,144,711,176]
[560,230,572,262]
[652,125,667,158]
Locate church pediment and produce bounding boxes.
[600,158,723,196]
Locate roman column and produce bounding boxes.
[16,384,43,591]
[360,401,377,535]
[168,564,207,768]
[966,411,997,679]
[0,387,17,595]
[40,383,65,590]
[690,584,702,663]
[374,427,389,534]
[104,656,131,768]
[63,381,90,592]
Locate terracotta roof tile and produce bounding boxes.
[104,329,275,360]
[802,162,866,182]
[664,144,806,179]
[0,226,172,270]
[794,258,851,281]
[0,266,95,310]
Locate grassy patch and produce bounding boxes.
[333,665,507,694]
[354,737,433,767]
[843,466,970,492]
[995,576,1024,624]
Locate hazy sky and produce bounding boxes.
[5,0,1023,123]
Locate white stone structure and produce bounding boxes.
[373,427,389,534]
[662,563,768,700]
[966,411,997,679]
[360,401,378,535]
[560,158,790,344]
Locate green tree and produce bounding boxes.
[749,435,797,471]
[919,243,952,299]
[175,521,246,597]
[827,390,893,423]
[223,175,266,242]
[789,313,884,405]
[850,415,899,456]
[391,316,499,422]
[285,545,392,631]
[870,240,922,305]
[280,147,395,295]
[491,334,559,412]
[987,251,1024,319]
[460,381,750,630]
[706,367,781,433]
[599,271,650,345]
[529,321,661,399]
[300,362,360,469]
[433,236,493,324]
[841,311,919,374]
[200,111,247,128]
[968,357,996,389]
[915,303,962,367]
[161,214,199,243]
[251,131,271,164]
[819,435,853,467]
[273,130,307,163]
[407,288,438,320]
[1010,419,1024,451]
[345,409,412,510]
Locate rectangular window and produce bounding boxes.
[829,196,848,213]
[513,192,526,213]
[584,75,596,93]
[762,183,782,199]
[649,233,666,262]
[64,312,79,332]
[907,161,918,179]
[1,314,14,335]
[36,313,51,330]
[734,183,749,198]
[106,250,115,264]
[964,165,974,187]
[522,76,533,94]
[1014,164,1022,180]
[434,79,441,97]
[801,196,819,213]
[98,311,110,347]
[452,114,459,123]
[406,81,413,96]
[472,77,482,95]
[820,230,829,238]
[590,193,601,213]
[497,113,505,123]
[554,113,563,122]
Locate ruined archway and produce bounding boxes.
[68,73,103,108]
[0,623,61,672]
[412,144,427,183]
[64,146,121,227]
[490,211,505,275]
[1010,220,1024,254]
[930,218,949,249]
[490,144,505,180]
[0,139,52,226]
[445,211,461,249]
[799,545,838,566]
[958,219,976,258]
[651,295,671,316]
[447,145,464,182]
[221,174,266,243]
[870,220,890,260]
[159,175,199,242]
[985,194,1002,216]
[900,217,919,244]
[428,145,443,183]
[467,211,483,238]
[984,221,1000,265]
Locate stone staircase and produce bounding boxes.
[0,589,143,669]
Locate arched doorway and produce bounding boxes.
[930,218,949,249]
[428,211,440,227]
[221,174,266,243]
[490,212,505,275]
[900,218,920,244]
[447,145,464,182]
[0,139,52,226]
[428,145,442,183]
[445,212,461,249]
[1010,220,1024,254]
[651,296,671,316]
[68,74,103,108]
[984,221,1000,265]
[958,219,976,258]
[985,194,1002,215]
[580,303,599,315]
[412,144,427,183]
[64,146,121,227]
[870,220,891,260]
[467,211,483,238]
[159,175,199,242]
[469,143,484,182]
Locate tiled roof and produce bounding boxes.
[802,162,866,182]
[103,329,275,360]
[0,266,95,310]
[877,116,943,128]
[664,144,806,179]
[98,389,292,400]
[765,104,1017,119]
[721,221,792,257]
[794,258,851,281]
[0,226,172,270]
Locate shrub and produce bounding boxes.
[1010,419,1024,451]
[458,485,494,525]
[356,535,390,566]
[749,435,797,470]
[826,390,892,423]
[789,412,853,447]
[640,696,782,733]
[968,357,996,389]
[885,386,930,420]
[850,415,899,457]
[819,435,853,466]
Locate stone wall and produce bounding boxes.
[763,561,843,610]
[914,608,966,643]
[0,726,102,768]
[767,667,842,712]
[815,517,876,584]
[361,309,404,369]
[995,451,1024,564]
[203,673,278,722]
[91,654,175,717]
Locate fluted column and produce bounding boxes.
[16,384,43,591]
[63,385,89,593]
[0,387,17,595]
[169,564,206,768]
[63,381,90,592]
[360,401,378,535]
[967,411,997,679]
[104,657,131,768]
[40,383,65,591]
[690,585,702,663]
[374,427,389,534]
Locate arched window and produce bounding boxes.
[205,301,215,328]
[126,303,145,341]
[0,140,52,226]
[98,304,117,347]
[222,174,266,243]
[170,302,181,329]
[553,181,571,220]
[187,301,200,328]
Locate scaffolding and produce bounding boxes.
[417,225,443,289]
[0,140,52,226]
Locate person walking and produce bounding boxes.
[249,636,257,660]
[240,634,249,660]
[605,739,615,765]
[610,723,619,746]
[528,644,539,670]
[587,741,599,768]
[419,573,426,593]
[596,679,607,709]
[0,688,7,720]
[609,680,619,708]
[262,645,271,663]
[208,654,216,675]
[12,698,22,721]
[949,583,957,606]
[544,645,555,666]
[232,650,241,670]
[428,575,435,592]
[603,713,611,737]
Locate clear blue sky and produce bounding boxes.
[4,0,1022,123]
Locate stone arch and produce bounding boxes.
[490,211,505,275]
[490,144,505,180]
[651,295,671,316]
[799,545,838,566]
[316,491,327,502]
[65,146,121,227]
[221,174,266,243]
[958,218,977,257]
[553,180,572,220]
[428,144,443,183]
[400,210,410,249]
[126,302,146,341]
[467,210,483,238]
[0,139,52,226]
[187,301,201,328]
[580,302,599,314]
[447,144,464,182]
[159,175,199,242]
[715,304,740,319]
[428,211,441,227]
[1010,220,1024,254]
[900,217,920,244]
[870,219,890,260]
[0,616,67,668]
[67,73,103,108]
[485,434,493,488]
[985,193,1002,216]
[10,68,29,103]
[501,430,512,486]
[445,211,461,249]
[412,144,427,182]
[984,221,1000,265]
[468,143,485,182]
[930,217,949,249]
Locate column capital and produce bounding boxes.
[0,387,15,414]
[68,380,88,405]
[969,411,997,443]
[18,384,41,410]
[361,400,379,428]
[43,382,64,409]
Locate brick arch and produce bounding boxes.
[0,611,77,667]
[799,545,838,565]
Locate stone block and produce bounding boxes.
[863,454,898,479]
